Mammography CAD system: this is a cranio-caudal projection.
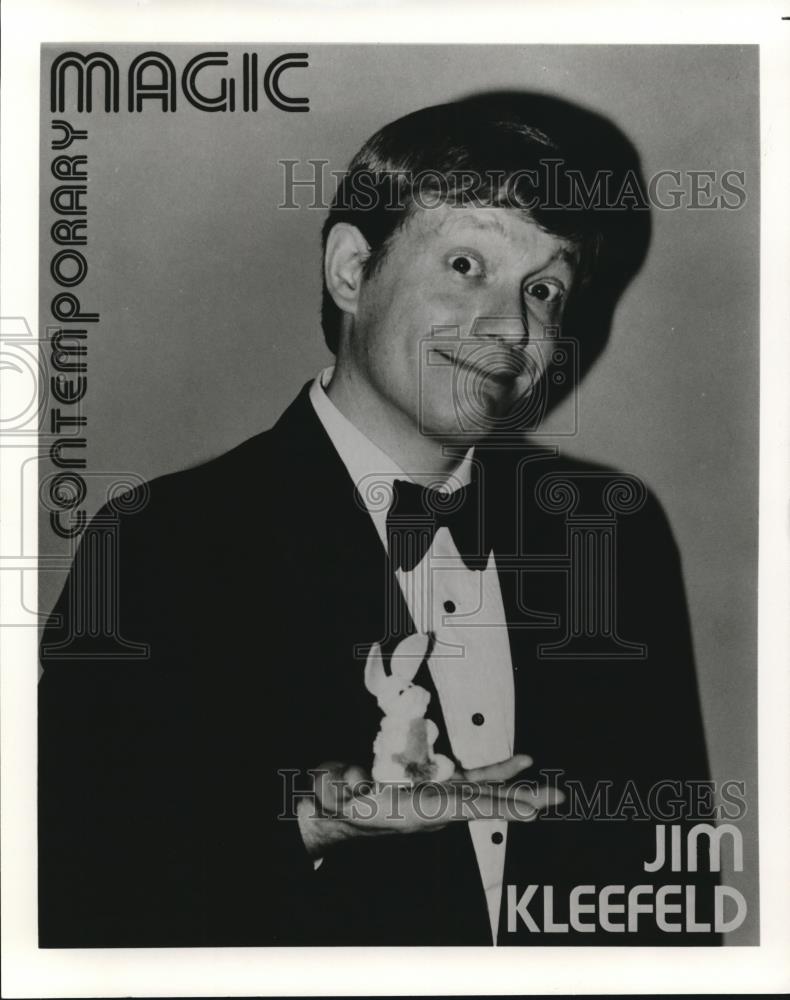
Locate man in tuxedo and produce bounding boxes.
[39,97,719,947]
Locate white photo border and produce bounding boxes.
[2,0,789,996]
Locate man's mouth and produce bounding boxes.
[434,348,526,386]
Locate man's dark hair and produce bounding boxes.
[319,95,648,356]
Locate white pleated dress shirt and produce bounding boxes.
[309,366,515,943]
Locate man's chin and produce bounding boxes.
[420,400,514,444]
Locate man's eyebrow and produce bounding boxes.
[440,214,580,262]
[552,246,580,266]
[524,244,580,277]
[438,213,508,236]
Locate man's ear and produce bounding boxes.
[324,223,371,317]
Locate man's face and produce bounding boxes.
[347,203,579,444]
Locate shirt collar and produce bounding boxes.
[309,365,474,543]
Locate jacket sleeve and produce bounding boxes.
[38,484,317,947]
[502,470,723,945]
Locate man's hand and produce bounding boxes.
[296,754,563,859]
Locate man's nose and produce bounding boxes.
[467,314,528,346]
[468,286,530,344]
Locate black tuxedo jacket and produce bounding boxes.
[39,383,719,947]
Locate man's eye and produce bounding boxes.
[449,254,481,276]
[525,280,563,303]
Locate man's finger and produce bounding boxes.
[440,779,564,823]
[462,753,533,784]
[500,782,565,820]
[343,764,372,795]
[313,760,353,811]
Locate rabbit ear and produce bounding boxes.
[391,632,430,683]
[363,642,386,697]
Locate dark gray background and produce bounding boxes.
[39,43,759,941]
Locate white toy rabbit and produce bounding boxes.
[364,632,455,783]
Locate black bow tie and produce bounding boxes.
[386,477,490,572]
